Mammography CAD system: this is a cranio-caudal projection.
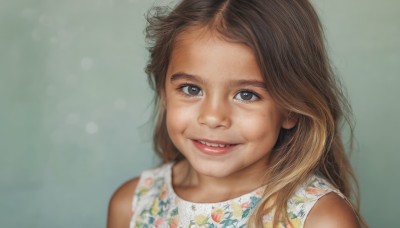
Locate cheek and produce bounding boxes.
[165,102,196,135]
[236,108,284,143]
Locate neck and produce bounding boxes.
[172,159,267,203]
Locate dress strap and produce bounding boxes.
[130,163,173,228]
[262,175,348,227]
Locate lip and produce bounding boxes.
[191,139,239,156]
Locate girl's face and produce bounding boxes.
[164,27,295,179]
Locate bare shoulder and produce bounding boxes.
[304,192,361,228]
[107,177,140,228]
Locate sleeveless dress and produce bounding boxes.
[130,163,345,228]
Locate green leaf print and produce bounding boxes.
[242,208,250,218]
[171,208,178,216]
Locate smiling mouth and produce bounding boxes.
[192,139,239,155]
[197,140,235,148]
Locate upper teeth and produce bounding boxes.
[199,140,230,148]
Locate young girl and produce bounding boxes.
[108,0,365,227]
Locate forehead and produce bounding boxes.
[167,27,263,82]
[172,26,253,59]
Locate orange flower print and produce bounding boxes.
[159,184,168,200]
[241,202,250,209]
[211,207,224,223]
[305,187,326,195]
[169,216,179,228]
[144,177,154,186]
[155,218,164,227]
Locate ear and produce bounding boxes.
[282,112,297,130]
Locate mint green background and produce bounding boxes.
[0,0,398,227]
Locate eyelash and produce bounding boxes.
[234,90,261,102]
[176,84,261,102]
[177,83,203,97]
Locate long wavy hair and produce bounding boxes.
[145,0,363,226]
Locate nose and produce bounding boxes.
[197,96,231,129]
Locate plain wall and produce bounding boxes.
[0,0,399,227]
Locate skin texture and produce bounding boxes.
[107,178,138,228]
[304,193,361,228]
[107,27,360,227]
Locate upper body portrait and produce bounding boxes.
[107,0,365,227]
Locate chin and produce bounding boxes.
[191,159,239,178]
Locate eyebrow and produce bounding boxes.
[170,72,267,90]
[170,72,201,83]
[230,79,267,90]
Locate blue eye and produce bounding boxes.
[234,91,259,101]
[181,85,203,96]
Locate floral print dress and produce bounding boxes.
[130,163,345,228]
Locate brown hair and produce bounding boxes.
[145,0,363,226]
